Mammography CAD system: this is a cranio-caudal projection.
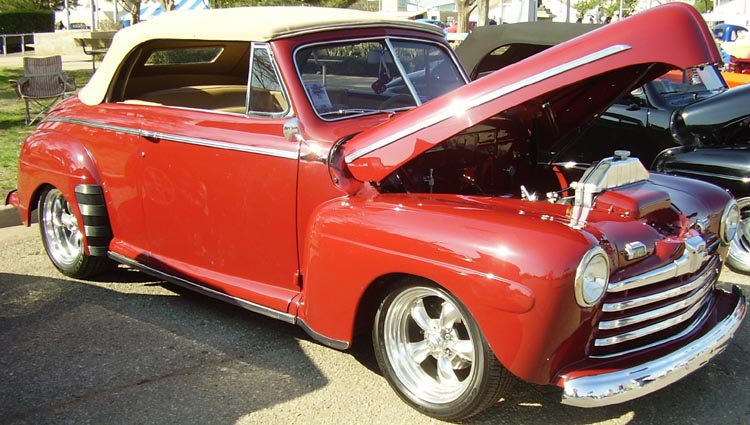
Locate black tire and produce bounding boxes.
[727,197,750,274]
[372,280,514,421]
[38,187,112,279]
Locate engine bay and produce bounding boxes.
[376,115,581,203]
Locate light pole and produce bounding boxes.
[90,0,97,30]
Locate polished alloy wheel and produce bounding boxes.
[41,188,84,268]
[382,286,478,404]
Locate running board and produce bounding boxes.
[107,251,350,350]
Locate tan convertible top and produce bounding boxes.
[78,6,443,105]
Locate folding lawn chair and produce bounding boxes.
[11,56,76,125]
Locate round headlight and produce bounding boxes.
[575,247,610,307]
[720,200,740,244]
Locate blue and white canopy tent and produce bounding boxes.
[121,0,210,26]
[141,0,210,20]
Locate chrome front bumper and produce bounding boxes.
[561,289,746,408]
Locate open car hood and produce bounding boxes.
[341,3,720,183]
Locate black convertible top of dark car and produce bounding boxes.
[456,21,600,79]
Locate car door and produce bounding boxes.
[137,44,301,312]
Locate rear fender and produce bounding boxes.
[16,129,103,244]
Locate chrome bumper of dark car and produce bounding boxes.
[560,288,746,408]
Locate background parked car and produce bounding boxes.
[711,23,750,87]
[713,23,747,43]
[456,21,750,273]
[415,17,447,31]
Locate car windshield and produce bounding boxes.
[295,38,465,120]
[651,65,726,106]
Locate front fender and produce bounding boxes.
[16,128,103,225]
[298,193,599,383]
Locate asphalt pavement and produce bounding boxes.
[2,222,750,424]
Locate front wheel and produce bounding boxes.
[728,197,750,274]
[39,187,112,279]
[373,281,513,421]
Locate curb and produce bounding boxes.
[0,205,22,229]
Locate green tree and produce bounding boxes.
[159,0,175,11]
[118,0,142,24]
[0,0,76,10]
[574,0,639,21]
[693,0,711,13]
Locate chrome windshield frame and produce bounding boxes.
[292,35,468,122]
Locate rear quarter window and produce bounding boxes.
[145,46,224,65]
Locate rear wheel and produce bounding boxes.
[39,187,111,278]
[373,281,513,421]
[728,197,750,274]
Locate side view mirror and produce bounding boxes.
[283,118,301,142]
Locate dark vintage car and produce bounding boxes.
[6,4,746,421]
[457,19,750,274]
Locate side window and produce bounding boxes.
[117,40,251,114]
[144,46,223,66]
[249,46,288,115]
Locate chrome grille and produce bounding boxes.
[591,235,720,358]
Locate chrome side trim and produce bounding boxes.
[46,116,142,136]
[149,132,299,160]
[602,258,717,312]
[344,44,631,163]
[108,252,297,324]
[562,291,745,407]
[108,252,351,351]
[607,235,707,293]
[45,117,299,160]
[297,318,350,350]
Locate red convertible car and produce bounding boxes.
[5,4,746,421]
